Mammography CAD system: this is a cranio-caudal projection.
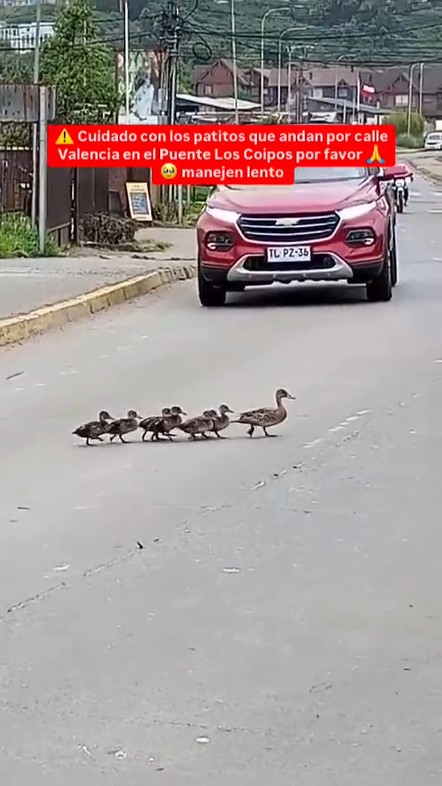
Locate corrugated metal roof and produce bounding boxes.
[176,94,260,110]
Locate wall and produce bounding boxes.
[196,62,234,98]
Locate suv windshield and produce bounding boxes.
[229,167,370,189]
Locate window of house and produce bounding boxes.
[437,92,442,108]
[203,85,213,96]
[395,94,409,107]
[337,87,349,98]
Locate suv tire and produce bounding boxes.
[198,265,227,307]
[390,232,398,287]
[366,246,393,302]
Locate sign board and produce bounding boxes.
[125,181,152,221]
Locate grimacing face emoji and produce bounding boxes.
[161,162,177,180]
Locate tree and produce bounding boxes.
[40,0,120,123]
[0,43,32,83]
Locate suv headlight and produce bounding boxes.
[338,202,377,221]
[206,205,240,224]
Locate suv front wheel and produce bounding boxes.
[366,244,393,302]
[198,263,227,307]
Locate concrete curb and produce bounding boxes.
[404,158,442,185]
[0,262,196,348]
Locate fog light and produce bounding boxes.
[206,232,233,251]
[346,229,376,246]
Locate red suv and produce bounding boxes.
[196,166,400,307]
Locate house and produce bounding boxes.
[192,59,261,100]
[192,60,374,110]
[191,60,442,121]
[364,66,442,120]
[0,20,54,51]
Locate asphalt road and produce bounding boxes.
[1,175,442,785]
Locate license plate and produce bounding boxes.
[267,246,311,262]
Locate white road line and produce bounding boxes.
[303,438,322,449]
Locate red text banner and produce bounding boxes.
[47,124,396,186]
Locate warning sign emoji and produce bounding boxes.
[56,129,74,145]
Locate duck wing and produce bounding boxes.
[179,416,212,433]
[236,407,273,425]
[107,418,126,434]
[74,419,105,437]
[139,415,161,431]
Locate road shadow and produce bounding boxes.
[224,282,369,309]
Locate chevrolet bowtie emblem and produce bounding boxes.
[275,218,300,226]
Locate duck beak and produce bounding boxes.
[287,394,296,400]
[181,410,187,416]
[227,407,234,413]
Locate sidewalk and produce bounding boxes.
[0,227,196,321]
[401,151,442,183]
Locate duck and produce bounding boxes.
[232,388,295,437]
[139,405,187,442]
[107,410,141,443]
[202,405,234,438]
[72,410,114,446]
[139,408,171,442]
[163,405,187,437]
[178,413,216,440]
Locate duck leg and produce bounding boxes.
[263,426,277,437]
[109,434,116,443]
[247,425,255,438]
[119,435,127,443]
[86,437,91,446]
[142,430,149,442]
[214,430,225,439]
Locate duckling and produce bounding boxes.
[162,405,186,438]
[139,405,187,442]
[203,404,234,438]
[139,408,171,442]
[178,413,215,441]
[73,410,114,446]
[232,388,295,437]
[107,409,141,443]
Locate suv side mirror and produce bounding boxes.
[378,164,409,181]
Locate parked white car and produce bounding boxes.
[424,132,442,151]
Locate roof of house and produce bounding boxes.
[306,95,384,114]
[191,58,249,87]
[176,93,260,110]
[367,65,442,94]
[303,66,360,87]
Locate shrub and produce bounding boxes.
[384,111,425,138]
[81,213,138,245]
[0,212,58,258]
[396,133,423,149]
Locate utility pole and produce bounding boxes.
[163,0,181,210]
[165,0,180,125]
[31,0,42,226]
